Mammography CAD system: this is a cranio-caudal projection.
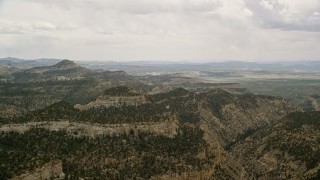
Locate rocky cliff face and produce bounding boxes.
[1,117,179,138]
[75,95,149,110]
[13,160,65,180]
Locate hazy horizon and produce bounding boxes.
[0,57,320,64]
[2,56,320,65]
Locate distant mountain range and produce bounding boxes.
[0,57,61,68]
[1,57,320,73]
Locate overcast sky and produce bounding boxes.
[0,0,319,62]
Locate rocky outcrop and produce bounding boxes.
[13,160,65,180]
[74,86,150,110]
[75,95,149,110]
[307,94,320,111]
[0,115,179,138]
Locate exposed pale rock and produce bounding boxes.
[13,160,65,180]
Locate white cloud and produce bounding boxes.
[33,21,56,31]
[0,20,72,34]
[260,0,274,10]
[246,0,320,31]
[0,0,319,61]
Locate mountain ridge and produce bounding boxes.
[2,57,320,72]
